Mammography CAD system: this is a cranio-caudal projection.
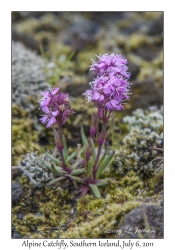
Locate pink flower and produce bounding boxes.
[39,87,74,128]
[83,53,131,118]
[90,53,130,79]
[39,87,60,106]
[40,106,59,128]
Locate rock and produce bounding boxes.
[148,15,163,36]
[134,45,161,62]
[17,213,24,220]
[12,233,21,238]
[83,12,127,24]
[65,82,89,97]
[12,28,40,53]
[127,61,140,80]
[12,12,49,22]
[12,41,50,114]
[131,77,163,110]
[118,204,163,238]
[12,182,23,207]
[35,212,42,217]
[62,16,101,50]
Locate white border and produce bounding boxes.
[1,1,175,249]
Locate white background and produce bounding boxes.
[0,1,174,249]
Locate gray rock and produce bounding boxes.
[118,204,163,238]
[148,15,163,36]
[12,182,23,207]
[62,16,101,50]
[12,233,21,238]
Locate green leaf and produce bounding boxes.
[51,164,67,174]
[99,147,107,166]
[57,50,75,79]
[68,175,83,183]
[80,126,88,148]
[96,151,115,178]
[86,157,93,176]
[46,177,66,186]
[44,151,61,166]
[45,161,53,171]
[66,149,79,164]
[45,162,66,174]
[96,179,108,187]
[45,161,59,172]
[89,184,101,198]
[80,149,85,159]
[71,160,82,170]
[71,168,85,175]
[62,135,68,160]
[90,138,96,162]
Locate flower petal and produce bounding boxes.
[116,104,124,110]
[103,86,111,94]
[92,92,100,100]
[98,94,104,101]
[52,111,59,116]
[106,102,113,110]
[110,100,119,108]
[42,105,50,113]
[47,117,56,127]
[41,90,49,98]
[40,116,48,123]
[51,87,59,95]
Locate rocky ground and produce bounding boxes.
[12,11,163,239]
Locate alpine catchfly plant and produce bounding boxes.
[39,53,131,198]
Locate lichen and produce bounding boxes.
[112,127,163,179]
[123,106,163,133]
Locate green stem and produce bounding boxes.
[92,110,108,178]
[58,126,67,169]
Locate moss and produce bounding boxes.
[60,201,142,238]
[125,34,149,52]
[15,13,61,34]
[30,233,44,238]
[15,225,31,237]
[152,51,163,68]
[12,104,27,118]
[117,171,144,195]
[103,180,135,204]
[143,12,162,20]
[12,118,42,165]
[12,182,71,238]
[76,49,105,73]
[19,176,29,187]
[34,31,55,44]
[77,195,103,214]
[137,67,163,82]
[48,43,73,59]
[22,213,46,226]
[146,169,163,196]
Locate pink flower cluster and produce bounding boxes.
[39,87,74,128]
[83,53,131,117]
